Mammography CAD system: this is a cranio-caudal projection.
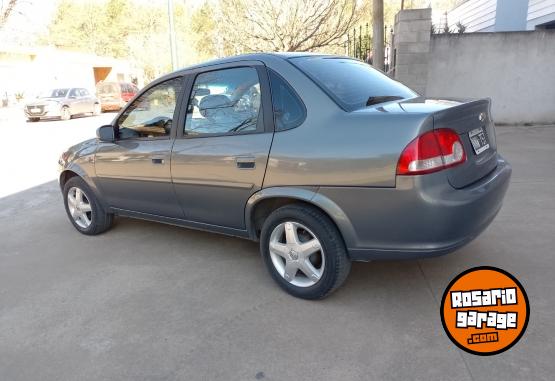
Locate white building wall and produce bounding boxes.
[446,0,497,32]
[447,0,555,32]
[0,47,142,102]
[527,0,555,29]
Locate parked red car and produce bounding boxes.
[95,81,138,111]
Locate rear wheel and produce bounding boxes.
[63,177,113,235]
[60,106,71,121]
[260,204,351,299]
[27,117,39,122]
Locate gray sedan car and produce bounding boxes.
[25,87,100,122]
[58,53,511,299]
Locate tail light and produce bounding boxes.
[397,129,466,175]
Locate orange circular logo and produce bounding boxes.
[441,267,529,356]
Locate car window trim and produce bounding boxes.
[113,75,186,142]
[267,68,307,131]
[176,61,274,140]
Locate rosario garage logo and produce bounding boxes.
[440,267,529,356]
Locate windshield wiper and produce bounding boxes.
[366,95,404,106]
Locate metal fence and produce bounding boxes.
[345,24,394,73]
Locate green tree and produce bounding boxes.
[190,1,219,59]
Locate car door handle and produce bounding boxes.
[152,157,165,164]
[236,156,255,169]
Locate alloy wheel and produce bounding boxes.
[67,186,92,228]
[61,107,70,120]
[268,221,325,287]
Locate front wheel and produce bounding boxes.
[63,177,113,235]
[260,204,351,299]
[60,106,71,121]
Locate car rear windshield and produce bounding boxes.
[291,57,417,111]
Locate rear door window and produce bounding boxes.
[268,70,306,131]
[184,67,262,136]
[291,57,417,111]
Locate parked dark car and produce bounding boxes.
[58,53,511,299]
[96,81,139,111]
[25,88,100,121]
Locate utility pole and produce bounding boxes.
[167,0,178,70]
[372,0,385,71]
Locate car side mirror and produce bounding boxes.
[97,125,115,142]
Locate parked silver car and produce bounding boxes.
[58,53,511,299]
[25,88,100,122]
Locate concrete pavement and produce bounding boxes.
[0,124,554,380]
[0,108,114,197]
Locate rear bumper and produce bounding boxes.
[317,155,511,261]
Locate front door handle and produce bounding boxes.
[236,156,255,169]
[152,157,165,164]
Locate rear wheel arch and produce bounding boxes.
[246,188,356,249]
[250,197,311,239]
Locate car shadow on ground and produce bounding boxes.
[0,178,479,303]
[78,198,470,310]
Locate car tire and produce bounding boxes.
[27,117,39,122]
[93,103,101,115]
[260,204,351,299]
[63,176,113,235]
[60,106,71,121]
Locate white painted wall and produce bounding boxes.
[527,0,555,29]
[446,0,497,32]
[0,47,142,103]
[425,31,555,124]
[447,0,555,31]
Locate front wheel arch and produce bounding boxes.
[59,170,78,190]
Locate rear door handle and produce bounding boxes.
[152,157,165,165]
[236,156,255,169]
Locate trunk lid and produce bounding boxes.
[432,99,498,188]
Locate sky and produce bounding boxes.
[0,0,190,46]
[0,0,58,46]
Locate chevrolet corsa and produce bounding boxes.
[58,54,511,299]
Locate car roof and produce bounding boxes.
[168,52,345,75]
[150,52,354,87]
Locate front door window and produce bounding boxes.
[184,67,261,136]
[117,77,182,139]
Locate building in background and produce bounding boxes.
[0,46,143,106]
[438,0,555,32]
[393,7,555,124]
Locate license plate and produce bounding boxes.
[30,108,41,113]
[468,127,490,155]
